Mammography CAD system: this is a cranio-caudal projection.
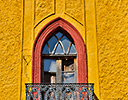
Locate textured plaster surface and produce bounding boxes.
[1,0,128,99]
[65,0,84,24]
[35,0,54,24]
[0,0,22,99]
[96,0,128,99]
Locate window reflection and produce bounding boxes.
[62,72,75,83]
[48,36,58,52]
[42,44,49,54]
[55,32,63,38]
[54,43,64,54]
[69,44,77,54]
[44,59,56,72]
[61,36,71,53]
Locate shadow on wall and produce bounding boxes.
[94,93,99,100]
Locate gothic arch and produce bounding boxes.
[32,17,87,83]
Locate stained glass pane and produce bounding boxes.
[55,32,63,39]
[61,36,71,53]
[54,43,64,54]
[62,72,75,83]
[42,44,49,54]
[69,44,77,54]
[48,36,58,52]
[44,59,56,72]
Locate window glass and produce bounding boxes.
[48,36,58,52]
[61,36,71,53]
[62,72,75,83]
[42,44,49,54]
[42,31,77,55]
[44,59,56,72]
[69,44,77,54]
[55,32,63,39]
[54,43,64,54]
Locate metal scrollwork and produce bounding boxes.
[28,88,42,100]
[45,87,58,100]
[61,87,75,100]
[25,83,94,100]
[79,87,91,100]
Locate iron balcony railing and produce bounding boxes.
[25,83,94,100]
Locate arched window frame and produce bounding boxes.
[32,17,87,83]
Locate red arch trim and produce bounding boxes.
[32,17,87,83]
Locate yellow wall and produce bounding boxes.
[96,0,128,99]
[1,0,128,100]
[0,0,22,99]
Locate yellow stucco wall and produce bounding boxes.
[0,0,22,100]
[1,0,128,100]
[96,0,128,99]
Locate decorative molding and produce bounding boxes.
[34,13,55,28]
[64,12,83,26]
[32,17,87,83]
[64,0,84,25]
[34,0,56,27]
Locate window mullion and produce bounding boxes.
[56,60,62,83]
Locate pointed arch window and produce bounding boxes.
[41,31,77,83]
[32,17,87,83]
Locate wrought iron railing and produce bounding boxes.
[25,83,94,100]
